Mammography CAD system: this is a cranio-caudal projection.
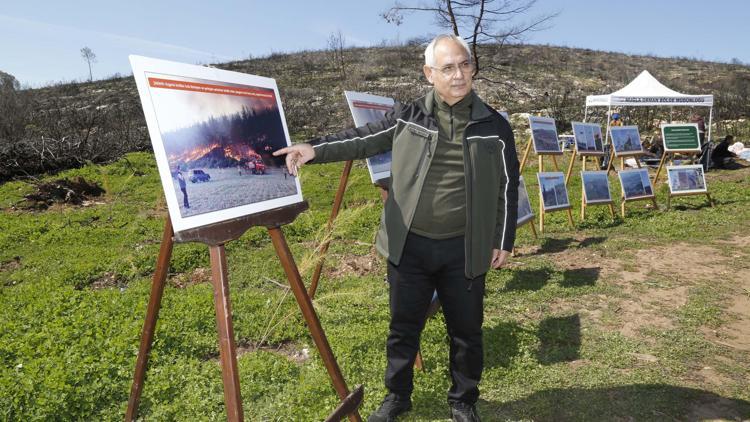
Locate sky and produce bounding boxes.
[1,0,748,88]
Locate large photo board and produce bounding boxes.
[618,168,654,200]
[572,122,605,155]
[667,164,707,194]
[529,116,562,154]
[344,91,395,183]
[661,123,701,153]
[610,126,644,157]
[517,176,534,226]
[537,172,570,211]
[130,55,302,233]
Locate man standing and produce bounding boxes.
[274,34,519,422]
[175,167,189,209]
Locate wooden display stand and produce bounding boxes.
[578,158,614,221]
[536,156,574,235]
[518,137,564,175]
[125,202,362,422]
[580,187,616,222]
[654,153,714,210]
[608,153,658,218]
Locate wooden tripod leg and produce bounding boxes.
[608,203,616,219]
[126,218,174,421]
[652,153,669,185]
[209,244,244,422]
[268,228,362,422]
[565,150,577,186]
[519,139,533,173]
[621,196,626,218]
[528,218,538,239]
[566,208,574,227]
[606,150,615,175]
[309,160,354,299]
[706,193,714,207]
[581,198,586,222]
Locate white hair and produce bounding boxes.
[424,34,472,67]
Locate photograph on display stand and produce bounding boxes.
[618,168,654,200]
[537,172,570,211]
[572,122,605,155]
[344,91,395,183]
[610,126,644,156]
[581,171,613,204]
[516,176,534,225]
[667,164,707,194]
[129,55,303,233]
[529,116,562,154]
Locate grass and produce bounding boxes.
[1,151,749,420]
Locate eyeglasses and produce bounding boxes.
[431,60,474,77]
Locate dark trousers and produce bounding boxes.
[180,187,189,208]
[385,232,485,404]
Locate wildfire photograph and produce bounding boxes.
[145,71,299,220]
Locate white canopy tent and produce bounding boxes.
[585,70,715,146]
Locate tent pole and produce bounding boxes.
[707,106,714,143]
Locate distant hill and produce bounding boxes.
[2,43,749,180]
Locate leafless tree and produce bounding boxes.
[327,30,347,79]
[382,0,557,77]
[80,47,97,82]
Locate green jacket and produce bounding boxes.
[310,90,519,278]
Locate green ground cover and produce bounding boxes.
[1,151,749,421]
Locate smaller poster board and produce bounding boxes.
[610,126,644,157]
[618,168,654,200]
[529,116,562,154]
[581,171,613,204]
[344,91,395,183]
[572,122,605,155]
[667,164,707,194]
[537,172,570,211]
[517,176,534,226]
[661,123,701,153]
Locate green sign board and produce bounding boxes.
[662,124,701,152]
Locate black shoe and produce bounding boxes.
[367,393,412,422]
[450,401,481,422]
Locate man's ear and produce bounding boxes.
[423,65,433,84]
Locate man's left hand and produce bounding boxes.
[490,249,511,269]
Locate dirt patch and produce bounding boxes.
[685,394,750,422]
[520,235,750,344]
[233,341,310,363]
[170,267,211,288]
[0,256,21,272]
[325,250,382,278]
[89,272,128,290]
[19,177,105,210]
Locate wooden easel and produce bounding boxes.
[536,156,574,234]
[578,157,615,221]
[656,155,714,210]
[125,202,363,422]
